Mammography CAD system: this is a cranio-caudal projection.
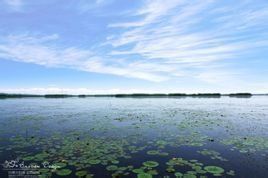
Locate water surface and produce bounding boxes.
[0,97,267,178]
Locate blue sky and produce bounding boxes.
[0,0,268,94]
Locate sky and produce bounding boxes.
[0,0,268,94]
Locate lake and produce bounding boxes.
[0,96,267,178]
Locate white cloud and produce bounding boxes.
[107,0,268,82]
[0,34,170,82]
[1,0,268,86]
[4,0,23,10]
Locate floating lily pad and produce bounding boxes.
[75,170,87,177]
[56,169,72,176]
[106,165,118,171]
[137,173,153,178]
[143,161,159,168]
[132,168,144,174]
[183,173,197,178]
[54,162,67,168]
[88,159,101,165]
[147,169,158,175]
[146,150,159,155]
[111,160,119,164]
[22,156,35,161]
[174,172,183,177]
[166,167,175,173]
[204,166,224,174]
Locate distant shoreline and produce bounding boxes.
[0,93,266,99]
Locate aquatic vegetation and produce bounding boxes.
[166,166,176,173]
[56,169,72,176]
[137,173,153,178]
[221,137,268,153]
[54,162,67,168]
[1,97,267,177]
[75,170,87,177]
[106,165,118,171]
[146,150,159,155]
[164,158,233,177]
[147,150,169,156]
[22,156,35,161]
[197,149,227,161]
[88,160,101,165]
[183,173,197,178]
[111,160,119,164]
[132,168,145,174]
[204,166,224,175]
[174,172,183,177]
[142,161,159,168]
[147,169,158,175]
[174,132,210,147]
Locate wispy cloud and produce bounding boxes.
[4,0,23,11]
[0,0,268,86]
[107,0,268,81]
[0,34,170,82]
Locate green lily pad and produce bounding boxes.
[183,173,197,178]
[147,169,158,175]
[56,169,72,176]
[175,172,183,177]
[54,162,67,168]
[142,161,159,168]
[75,170,87,177]
[106,165,118,171]
[166,166,175,173]
[22,156,35,161]
[88,159,101,165]
[111,160,119,164]
[204,166,224,174]
[137,173,153,178]
[132,168,144,174]
[146,150,159,155]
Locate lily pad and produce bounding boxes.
[146,150,159,155]
[183,173,197,178]
[54,162,67,168]
[137,173,153,178]
[75,170,87,177]
[175,172,183,177]
[88,159,101,165]
[147,169,158,175]
[56,169,72,176]
[132,168,145,174]
[204,166,224,174]
[142,161,159,168]
[106,165,118,171]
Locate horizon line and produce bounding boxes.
[1,93,267,99]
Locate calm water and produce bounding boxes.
[0,97,268,178]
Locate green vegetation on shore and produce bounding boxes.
[229,93,252,98]
[44,94,75,98]
[0,93,42,99]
